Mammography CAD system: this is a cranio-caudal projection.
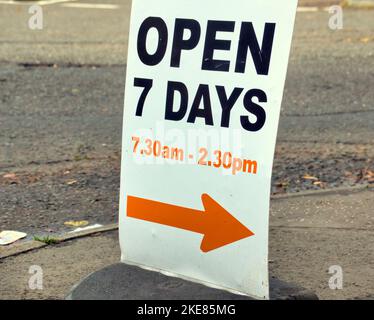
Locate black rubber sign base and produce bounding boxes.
[66,263,318,300]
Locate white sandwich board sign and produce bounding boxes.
[119,0,298,299]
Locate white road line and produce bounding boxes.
[61,3,119,9]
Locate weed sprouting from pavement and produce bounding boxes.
[33,235,60,245]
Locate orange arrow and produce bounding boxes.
[126,194,254,253]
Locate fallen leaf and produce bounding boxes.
[66,179,78,185]
[360,37,371,43]
[313,181,326,188]
[276,181,289,187]
[3,173,17,179]
[364,170,374,183]
[302,174,319,181]
[64,220,89,227]
[3,173,19,184]
[364,170,374,178]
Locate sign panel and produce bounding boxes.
[119,0,298,299]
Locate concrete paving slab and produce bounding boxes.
[0,189,373,300]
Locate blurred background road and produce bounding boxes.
[0,0,373,234]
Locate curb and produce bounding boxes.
[298,0,374,9]
[0,223,118,260]
[271,184,372,200]
[0,240,48,260]
[1,185,372,259]
[342,0,374,8]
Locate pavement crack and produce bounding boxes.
[17,62,125,69]
[282,109,374,117]
[270,225,374,232]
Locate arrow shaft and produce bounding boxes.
[127,196,206,234]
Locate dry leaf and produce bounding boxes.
[276,181,289,187]
[302,174,319,181]
[3,173,17,179]
[64,220,89,227]
[66,179,78,185]
[364,170,374,178]
[360,37,371,43]
[364,170,374,183]
[313,181,326,188]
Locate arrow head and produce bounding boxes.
[200,194,254,253]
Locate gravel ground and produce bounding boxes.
[0,142,372,236]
